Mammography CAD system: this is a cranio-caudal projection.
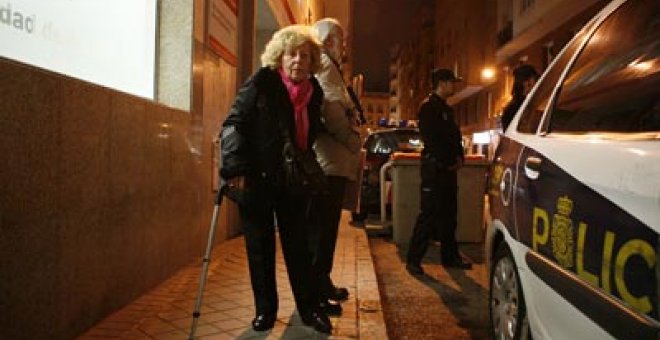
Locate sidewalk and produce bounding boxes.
[78,211,387,339]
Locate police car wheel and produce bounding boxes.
[489,243,528,340]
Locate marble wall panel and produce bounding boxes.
[56,80,115,337]
[0,33,237,338]
[0,58,62,338]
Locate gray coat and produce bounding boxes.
[313,53,361,180]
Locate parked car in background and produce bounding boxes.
[485,0,659,339]
[352,128,422,222]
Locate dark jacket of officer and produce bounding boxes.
[418,93,464,176]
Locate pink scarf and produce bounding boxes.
[279,68,313,151]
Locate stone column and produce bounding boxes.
[157,0,193,111]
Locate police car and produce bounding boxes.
[485,0,659,339]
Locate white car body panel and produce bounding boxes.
[508,132,660,231]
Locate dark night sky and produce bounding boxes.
[352,0,428,92]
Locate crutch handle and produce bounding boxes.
[214,188,224,205]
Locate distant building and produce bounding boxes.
[389,2,436,122]
[361,92,391,127]
[388,0,610,159]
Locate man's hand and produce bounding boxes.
[227,176,246,190]
[447,157,463,171]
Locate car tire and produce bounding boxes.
[489,242,529,340]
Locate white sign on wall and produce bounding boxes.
[0,0,157,99]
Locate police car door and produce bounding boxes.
[511,0,659,338]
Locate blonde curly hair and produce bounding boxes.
[260,25,322,74]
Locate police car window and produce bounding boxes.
[550,0,660,133]
[516,27,589,133]
[371,135,393,154]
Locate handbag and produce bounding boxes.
[281,141,329,196]
[276,104,328,196]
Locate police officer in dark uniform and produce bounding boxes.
[406,68,472,275]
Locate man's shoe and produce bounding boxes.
[251,313,276,331]
[326,286,349,302]
[301,311,332,334]
[442,258,473,270]
[406,262,425,275]
[320,300,343,316]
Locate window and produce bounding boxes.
[549,0,660,133]
[372,136,392,154]
[520,0,535,13]
[516,21,595,133]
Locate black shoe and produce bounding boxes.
[406,262,425,275]
[325,286,349,302]
[442,258,473,270]
[320,300,343,316]
[251,313,276,331]
[301,311,332,334]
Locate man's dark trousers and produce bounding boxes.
[309,175,347,298]
[407,165,459,265]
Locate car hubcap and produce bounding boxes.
[491,256,519,340]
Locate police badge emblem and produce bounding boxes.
[551,196,575,268]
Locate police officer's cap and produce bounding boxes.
[513,64,539,81]
[431,68,462,84]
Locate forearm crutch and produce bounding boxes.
[188,188,224,339]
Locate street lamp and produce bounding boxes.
[481,67,496,82]
[480,67,496,119]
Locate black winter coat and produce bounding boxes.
[219,67,324,185]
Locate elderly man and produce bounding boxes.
[310,18,362,315]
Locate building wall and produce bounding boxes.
[435,0,498,134]
[352,0,430,92]
[0,1,241,338]
[0,56,224,339]
[513,0,561,36]
[361,92,391,126]
[389,2,436,123]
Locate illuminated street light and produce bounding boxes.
[481,67,496,81]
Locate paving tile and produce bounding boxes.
[199,333,236,340]
[211,318,246,331]
[77,211,386,339]
[191,324,223,337]
[118,329,152,340]
[169,316,202,330]
[151,330,188,340]
[137,317,177,336]
[156,309,189,320]
[78,328,124,338]
[196,311,234,323]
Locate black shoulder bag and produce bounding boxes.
[278,113,329,197]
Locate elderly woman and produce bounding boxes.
[219,25,331,334]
